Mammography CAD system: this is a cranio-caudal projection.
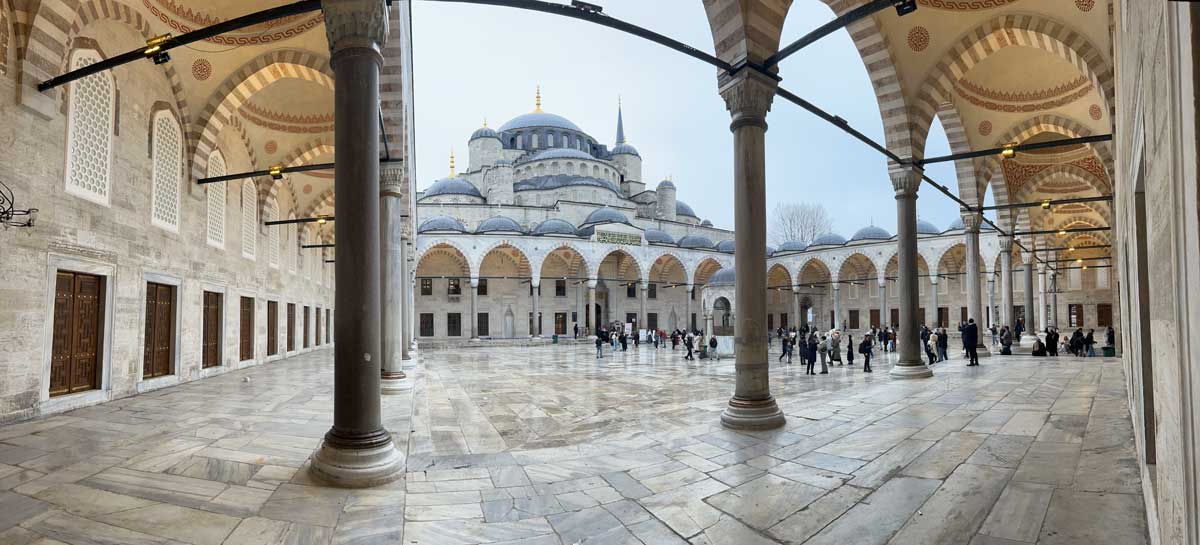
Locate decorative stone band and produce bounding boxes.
[719,70,777,130]
[323,0,390,54]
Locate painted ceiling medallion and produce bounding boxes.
[265,140,278,154]
[303,184,313,194]
[978,120,992,136]
[191,58,211,81]
[917,0,1019,10]
[907,26,930,52]
[143,0,323,46]
[1075,0,1095,12]
[1089,104,1103,120]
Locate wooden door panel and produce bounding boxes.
[267,302,278,356]
[287,303,296,352]
[143,287,155,377]
[72,275,102,392]
[49,273,75,396]
[315,308,321,346]
[154,284,173,377]
[51,272,104,396]
[202,292,220,368]
[240,297,254,361]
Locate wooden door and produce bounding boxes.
[287,303,296,351]
[202,291,221,368]
[870,309,880,328]
[50,272,104,396]
[267,301,278,356]
[143,282,174,378]
[303,307,310,348]
[315,307,321,346]
[325,308,330,342]
[240,297,254,361]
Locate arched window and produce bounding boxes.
[205,151,226,248]
[150,110,183,231]
[547,133,555,147]
[266,198,280,268]
[64,49,114,205]
[241,181,256,259]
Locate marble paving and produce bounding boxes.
[0,343,1150,545]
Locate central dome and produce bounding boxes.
[531,148,593,161]
[499,111,582,132]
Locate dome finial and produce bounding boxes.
[482,117,487,128]
[449,148,456,178]
[535,85,543,113]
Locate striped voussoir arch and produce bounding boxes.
[908,13,1115,165]
[190,49,332,180]
[821,0,918,165]
[304,187,335,219]
[263,138,332,216]
[932,103,987,208]
[225,115,259,172]
[4,0,31,66]
[979,114,1111,194]
[701,0,791,66]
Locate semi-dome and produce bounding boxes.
[916,219,940,235]
[644,229,676,245]
[532,218,578,236]
[810,233,847,246]
[513,175,621,195]
[423,177,483,199]
[678,235,715,249]
[417,216,468,234]
[708,268,736,287]
[676,200,698,218]
[716,239,736,253]
[499,111,582,132]
[475,216,525,234]
[530,147,594,161]
[851,225,892,241]
[581,207,631,226]
[611,142,640,157]
[470,126,499,140]
[778,240,808,253]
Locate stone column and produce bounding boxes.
[705,313,714,337]
[889,166,932,378]
[576,281,586,336]
[987,274,996,328]
[963,213,988,354]
[686,284,694,332]
[587,280,597,336]
[310,0,402,487]
[1050,272,1059,328]
[531,280,541,337]
[1023,254,1036,336]
[1000,236,1014,329]
[380,166,406,392]
[1038,265,1047,334]
[638,281,648,334]
[930,277,940,328]
[793,290,802,330]
[831,284,841,330]
[400,243,412,360]
[878,279,888,328]
[718,69,785,429]
[470,278,479,340]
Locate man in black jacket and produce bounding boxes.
[961,319,979,366]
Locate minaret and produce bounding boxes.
[616,97,626,144]
[610,97,643,196]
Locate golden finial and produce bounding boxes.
[449,149,456,178]
[535,85,543,112]
[482,118,488,128]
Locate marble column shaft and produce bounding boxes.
[380,173,405,380]
[987,276,996,328]
[793,291,801,330]
[1038,267,1047,333]
[1050,273,1059,327]
[686,285,694,332]
[832,285,841,330]
[470,281,479,339]
[400,245,412,360]
[531,282,541,337]
[587,282,597,335]
[930,279,939,327]
[889,166,932,378]
[718,70,784,429]
[639,281,648,331]
[962,214,988,353]
[1000,237,1014,328]
[1023,257,1036,333]
[879,280,887,328]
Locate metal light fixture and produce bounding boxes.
[1076,258,1083,264]
[0,178,38,229]
[1041,200,1051,209]
[316,218,327,225]
[893,0,917,16]
[1058,230,1067,236]
[1000,144,1016,158]
[143,33,172,65]
[268,165,284,180]
[1068,246,1076,252]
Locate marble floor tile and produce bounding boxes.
[1038,489,1148,545]
[705,473,826,530]
[977,481,1054,542]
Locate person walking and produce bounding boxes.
[1084,329,1096,357]
[683,332,694,360]
[962,319,980,366]
[620,331,628,352]
[1105,326,1115,349]
[846,334,854,365]
[595,332,604,359]
[859,336,873,373]
[818,335,829,374]
[990,324,999,347]
[830,332,842,365]
[709,335,719,361]
[936,327,949,362]
[926,329,939,365]
[1014,318,1024,344]
[574,323,579,340]
[999,326,1013,355]
[805,334,817,375]
[778,332,790,363]
[1070,328,1084,357]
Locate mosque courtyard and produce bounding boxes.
[0,344,1147,545]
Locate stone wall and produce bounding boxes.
[0,20,334,423]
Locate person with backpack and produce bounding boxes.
[709,335,719,361]
[937,327,949,362]
[859,336,873,372]
[999,326,1013,355]
[926,329,940,364]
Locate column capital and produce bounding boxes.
[380,164,405,196]
[960,211,983,233]
[470,277,479,288]
[888,166,921,197]
[998,235,1014,252]
[686,283,695,292]
[587,279,598,289]
[530,277,541,288]
[322,0,389,55]
[718,70,777,130]
[929,275,939,285]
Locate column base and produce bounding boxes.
[889,363,933,379]
[380,371,407,394]
[309,436,403,488]
[975,343,992,358]
[720,395,786,430]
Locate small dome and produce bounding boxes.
[676,200,698,218]
[470,126,499,140]
[678,235,715,249]
[778,240,808,253]
[582,207,631,226]
[810,233,847,246]
[657,179,675,190]
[851,225,892,241]
[530,147,594,161]
[701,219,713,227]
[716,240,736,253]
[500,111,582,132]
[766,245,776,257]
[708,268,736,287]
[475,216,525,234]
[417,216,468,234]
[612,143,640,157]
[423,177,483,199]
[644,229,676,245]
[532,218,579,236]
[916,219,940,235]
[947,217,965,231]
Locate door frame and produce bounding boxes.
[37,255,116,416]
[197,281,229,379]
[266,298,283,362]
[138,272,183,393]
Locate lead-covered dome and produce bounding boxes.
[581,207,631,226]
[532,218,578,236]
[708,268,736,287]
[701,219,713,227]
[851,225,892,241]
[611,142,640,157]
[514,175,621,195]
[470,126,499,140]
[644,229,676,244]
[916,219,940,235]
[778,240,808,253]
[475,216,525,234]
[417,216,468,234]
[530,147,593,161]
[810,233,847,246]
[499,111,582,132]
[716,240,736,253]
[678,235,715,249]
[946,217,965,231]
[676,200,698,218]
[423,177,483,199]
[766,245,776,257]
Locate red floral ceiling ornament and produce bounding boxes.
[303,184,313,194]
[191,58,211,81]
[1075,0,1095,12]
[1089,104,1103,120]
[907,26,930,52]
[264,140,278,154]
[978,120,993,136]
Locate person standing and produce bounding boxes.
[990,324,999,347]
[1000,326,1013,355]
[805,334,816,375]
[1105,326,1115,349]
[818,335,829,374]
[926,329,940,365]
[937,327,949,362]
[1046,327,1059,356]
[830,332,842,365]
[962,319,979,366]
[1084,329,1096,357]
[683,332,694,360]
[846,334,854,365]
[595,333,604,359]
[859,336,873,373]
[709,335,719,361]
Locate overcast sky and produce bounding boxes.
[410,0,992,237]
